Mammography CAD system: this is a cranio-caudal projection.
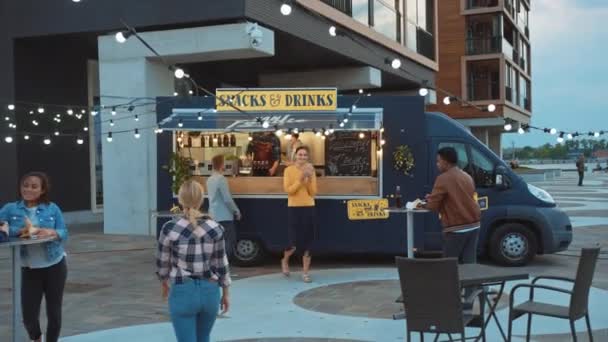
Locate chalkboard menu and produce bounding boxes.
[325,131,372,176]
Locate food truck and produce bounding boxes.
[156,89,572,266]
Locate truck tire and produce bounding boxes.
[489,223,537,266]
[232,238,266,266]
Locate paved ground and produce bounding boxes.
[1,173,607,341]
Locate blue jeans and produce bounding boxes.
[168,279,221,342]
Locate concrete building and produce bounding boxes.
[428,0,531,155]
[0,0,437,234]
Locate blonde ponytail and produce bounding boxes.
[178,180,205,226]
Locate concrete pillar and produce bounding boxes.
[259,66,381,90]
[488,130,502,157]
[98,58,173,235]
[471,127,489,145]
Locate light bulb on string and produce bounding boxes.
[198,113,203,121]
[550,128,557,135]
[37,107,45,114]
[321,135,326,140]
[178,119,183,128]
[293,128,299,134]
[381,139,386,145]
[419,87,429,97]
[594,132,600,138]
[24,135,30,140]
[8,104,15,110]
[285,133,292,140]
[134,129,141,139]
[262,120,270,129]
[329,26,337,37]
[174,68,186,79]
[134,115,139,122]
[518,126,525,134]
[351,104,357,111]
[557,132,565,143]
[387,58,401,69]
[54,131,60,136]
[359,132,365,139]
[173,92,178,96]
[4,116,9,121]
[32,120,39,126]
[67,109,74,115]
[110,119,115,127]
[91,110,98,116]
[315,130,322,137]
[567,133,573,140]
[248,134,253,142]
[280,2,292,15]
[188,90,194,95]
[81,109,86,114]
[4,136,13,143]
[43,137,51,145]
[115,31,131,43]
[358,89,364,94]
[29,110,34,115]
[106,132,113,142]
[83,127,89,132]
[111,107,117,116]
[443,96,451,105]
[504,121,512,131]
[339,122,345,128]
[77,137,84,145]
[487,104,496,112]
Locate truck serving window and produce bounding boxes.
[469,147,495,187]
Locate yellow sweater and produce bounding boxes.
[283,165,317,207]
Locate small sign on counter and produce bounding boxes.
[347,199,390,220]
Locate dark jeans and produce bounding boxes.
[443,229,480,309]
[22,257,68,342]
[578,171,584,186]
[442,228,480,264]
[219,221,236,261]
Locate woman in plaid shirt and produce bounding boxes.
[157,180,231,342]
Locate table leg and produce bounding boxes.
[406,212,414,258]
[11,246,24,342]
[483,282,508,341]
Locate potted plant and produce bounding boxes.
[162,152,193,195]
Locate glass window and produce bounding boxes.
[373,0,398,41]
[407,0,417,23]
[352,0,369,26]
[438,142,469,171]
[470,146,496,187]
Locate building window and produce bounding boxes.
[352,0,370,26]
[372,0,400,42]
[505,64,513,102]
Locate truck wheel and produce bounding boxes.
[233,238,265,266]
[489,223,537,266]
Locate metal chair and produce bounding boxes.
[508,248,600,342]
[396,257,486,342]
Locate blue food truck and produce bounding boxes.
[157,91,572,267]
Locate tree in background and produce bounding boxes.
[504,138,607,160]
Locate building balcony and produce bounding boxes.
[466,36,514,57]
[465,0,499,10]
[322,0,351,15]
[467,59,500,101]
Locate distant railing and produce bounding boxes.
[466,36,501,55]
[466,0,498,9]
[322,0,352,15]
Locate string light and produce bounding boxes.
[4,116,9,121]
[8,104,15,110]
[91,110,98,116]
[504,121,513,131]
[329,26,337,37]
[77,137,84,145]
[134,115,139,121]
[487,104,496,113]
[106,132,113,142]
[385,58,401,69]
[43,137,51,145]
[381,139,386,145]
[518,125,525,134]
[67,109,74,115]
[549,128,557,135]
[83,127,89,132]
[115,30,132,43]
[178,119,183,128]
[37,107,45,114]
[567,133,573,140]
[24,135,30,140]
[111,107,117,116]
[248,133,253,141]
[54,131,60,136]
[293,127,299,134]
[4,136,13,143]
[280,1,292,15]
[419,87,429,97]
[110,119,115,127]
[174,68,186,79]
[359,132,365,139]
[197,112,203,121]
[262,120,270,129]
[134,129,141,139]
[557,132,564,143]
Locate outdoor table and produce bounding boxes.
[0,236,56,342]
[394,263,529,342]
[384,207,430,258]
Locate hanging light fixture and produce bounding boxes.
[106,132,113,142]
[134,129,141,139]
[4,136,13,143]
[77,137,84,145]
[487,104,496,112]
[329,26,337,37]
[7,104,15,110]
[549,128,557,135]
[43,137,51,145]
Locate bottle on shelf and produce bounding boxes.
[186,133,192,148]
[230,134,236,147]
[395,185,403,208]
[209,134,214,147]
[200,134,206,147]
[223,134,229,147]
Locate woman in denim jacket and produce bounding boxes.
[0,172,68,342]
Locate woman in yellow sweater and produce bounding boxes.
[281,145,317,283]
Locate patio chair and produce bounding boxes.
[395,257,486,342]
[507,247,600,342]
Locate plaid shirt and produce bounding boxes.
[156,216,231,287]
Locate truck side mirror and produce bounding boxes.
[495,165,510,190]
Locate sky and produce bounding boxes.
[502,0,608,147]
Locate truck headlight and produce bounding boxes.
[527,184,555,204]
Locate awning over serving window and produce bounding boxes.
[158,108,383,131]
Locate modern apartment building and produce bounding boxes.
[429,0,531,155]
[0,0,437,233]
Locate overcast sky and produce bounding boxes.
[501,0,608,147]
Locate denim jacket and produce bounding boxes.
[0,201,68,261]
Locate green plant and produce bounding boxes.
[162,152,192,194]
[392,145,415,176]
